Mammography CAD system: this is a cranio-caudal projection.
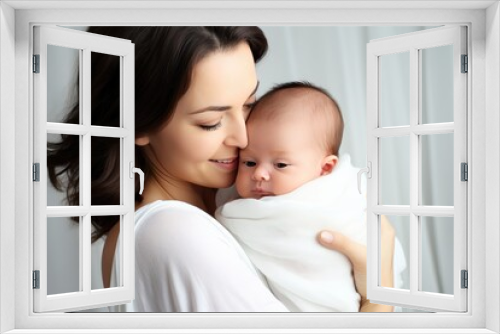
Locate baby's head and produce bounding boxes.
[236,81,344,199]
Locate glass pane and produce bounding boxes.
[380,52,410,127]
[380,215,410,291]
[91,137,121,206]
[420,45,454,124]
[91,216,121,290]
[47,45,80,124]
[47,134,80,206]
[47,217,80,295]
[420,216,454,294]
[380,136,410,205]
[421,133,454,206]
[91,52,121,127]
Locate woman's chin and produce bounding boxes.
[204,173,237,190]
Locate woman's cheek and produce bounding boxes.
[181,128,217,160]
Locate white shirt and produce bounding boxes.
[110,200,288,312]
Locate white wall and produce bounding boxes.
[485,3,500,332]
[0,1,16,331]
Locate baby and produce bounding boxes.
[235,81,343,200]
[216,82,406,312]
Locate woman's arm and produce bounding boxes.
[318,215,395,312]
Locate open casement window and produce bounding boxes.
[33,26,136,312]
[366,26,467,312]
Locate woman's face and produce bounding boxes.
[138,42,258,189]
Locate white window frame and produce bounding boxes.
[366,26,468,312]
[32,25,136,312]
[0,1,498,333]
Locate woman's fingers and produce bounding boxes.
[318,231,366,271]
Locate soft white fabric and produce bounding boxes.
[109,200,288,312]
[217,155,406,312]
[107,167,406,313]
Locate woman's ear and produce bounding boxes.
[320,155,339,176]
[135,135,150,146]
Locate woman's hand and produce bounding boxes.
[317,215,395,312]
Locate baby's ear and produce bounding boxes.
[320,155,338,176]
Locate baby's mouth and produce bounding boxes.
[252,189,273,197]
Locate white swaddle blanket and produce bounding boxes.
[216,155,368,312]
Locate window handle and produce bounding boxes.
[129,162,145,195]
[357,161,372,194]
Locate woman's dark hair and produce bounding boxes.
[47,27,268,242]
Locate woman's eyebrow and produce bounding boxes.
[189,81,260,115]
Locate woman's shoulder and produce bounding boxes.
[135,200,217,234]
[136,200,210,221]
[134,200,236,253]
[133,200,262,285]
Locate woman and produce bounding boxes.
[48,26,394,312]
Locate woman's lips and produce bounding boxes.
[209,157,238,171]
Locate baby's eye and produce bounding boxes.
[243,161,256,167]
[275,162,289,169]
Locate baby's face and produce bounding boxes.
[236,109,329,199]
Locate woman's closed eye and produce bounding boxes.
[199,121,222,131]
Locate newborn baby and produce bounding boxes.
[216,81,374,312]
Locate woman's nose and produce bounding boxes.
[252,165,270,182]
[224,113,248,149]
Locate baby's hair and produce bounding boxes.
[250,81,344,156]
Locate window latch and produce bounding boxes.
[130,162,144,195]
[357,161,372,194]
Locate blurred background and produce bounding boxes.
[46,26,454,312]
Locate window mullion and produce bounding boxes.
[410,46,419,295]
[82,48,92,295]
[122,50,135,291]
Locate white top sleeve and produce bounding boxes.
[132,200,288,312]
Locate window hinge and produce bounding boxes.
[461,270,468,289]
[461,162,468,181]
[33,163,40,182]
[461,54,468,73]
[33,54,40,73]
[33,270,40,289]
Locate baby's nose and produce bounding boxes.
[252,165,270,181]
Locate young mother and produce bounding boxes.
[48,26,395,312]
